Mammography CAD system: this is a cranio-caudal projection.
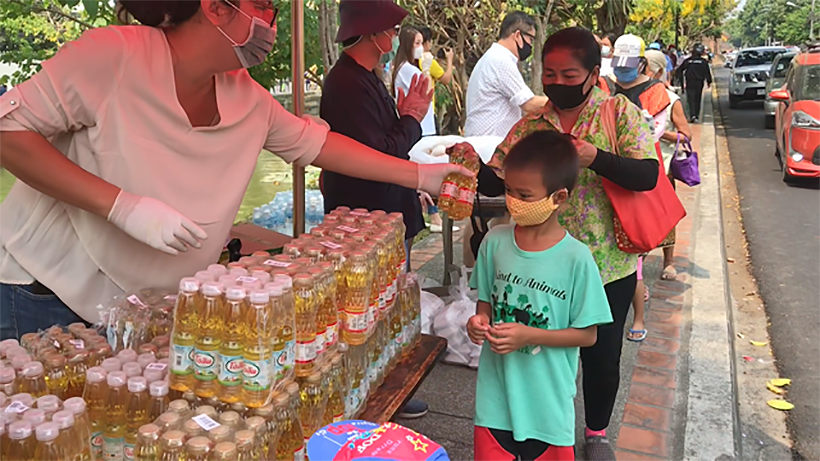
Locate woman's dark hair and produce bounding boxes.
[542,26,601,72]
[119,0,203,27]
[503,131,579,195]
[391,27,420,94]
[603,32,618,45]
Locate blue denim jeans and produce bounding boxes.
[0,283,87,340]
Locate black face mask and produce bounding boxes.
[517,33,532,62]
[543,71,594,110]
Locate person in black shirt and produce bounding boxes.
[676,44,712,123]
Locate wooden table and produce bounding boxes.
[358,334,447,424]
[442,195,508,286]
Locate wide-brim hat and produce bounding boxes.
[612,34,646,69]
[336,0,408,43]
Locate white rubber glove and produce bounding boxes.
[417,163,476,196]
[107,190,208,255]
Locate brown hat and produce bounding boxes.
[335,0,408,43]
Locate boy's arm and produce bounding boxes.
[527,325,598,348]
[476,300,492,320]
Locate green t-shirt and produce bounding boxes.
[469,225,613,447]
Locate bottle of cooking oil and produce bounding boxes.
[181,419,206,441]
[158,430,184,461]
[83,367,107,460]
[273,391,303,461]
[437,143,480,220]
[212,441,238,461]
[103,371,128,461]
[306,268,327,363]
[207,425,233,445]
[218,410,242,431]
[41,354,68,399]
[325,355,346,424]
[37,395,61,422]
[318,262,339,357]
[265,284,286,384]
[63,397,93,461]
[133,424,160,461]
[0,367,16,396]
[193,282,223,399]
[66,349,91,399]
[146,381,169,422]
[234,429,259,461]
[293,274,318,378]
[242,290,275,408]
[345,343,366,418]
[342,252,370,346]
[124,377,149,461]
[184,436,211,461]
[219,287,246,404]
[244,416,268,459]
[34,422,65,460]
[274,276,297,379]
[249,406,274,459]
[298,371,326,449]
[52,410,84,461]
[170,278,200,394]
[19,361,47,398]
[7,420,36,461]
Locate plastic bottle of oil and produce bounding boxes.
[274,276,297,378]
[306,267,328,363]
[219,287,246,404]
[193,282,223,399]
[52,410,84,461]
[234,429,259,461]
[19,362,48,398]
[133,424,160,461]
[273,392,303,461]
[212,441,237,461]
[242,290,275,408]
[265,284,286,383]
[437,144,479,220]
[34,422,65,460]
[0,367,16,396]
[7,420,36,461]
[341,252,370,346]
[63,397,93,461]
[345,343,366,418]
[41,354,68,400]
[318,262,339,357]
[325,354,346,424]
[103,371,128,461]
[158,430,184,461]
[170,278,200,394]
[184,436,211,461]
[293,274,318,378]
[244,416,268,459]
[82,367,107,460]
[124,377,149,461]
[66,350,91,400]
[297,371,326,449]
[147,381,170,422]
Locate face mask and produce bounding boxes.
[543,71,594,111]
[613,67,639,83]
[392,35,400,53]
[373,31,392,56]
[413,46,424,60]
[517,32,532,62]
[601,45,611,57]
[506,192,561,227]
[216,3,276,68]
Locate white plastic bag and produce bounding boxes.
[432,266,481,368]
[421,291,445,336]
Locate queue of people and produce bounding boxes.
[0,0,699,458]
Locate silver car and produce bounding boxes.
[729,46,788,109]
[764,51,796,128]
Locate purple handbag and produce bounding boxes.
[670,134,701,187]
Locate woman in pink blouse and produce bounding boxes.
[0,0,465,339]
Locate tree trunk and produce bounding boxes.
[530,15,545,95]
[318,0,339,75]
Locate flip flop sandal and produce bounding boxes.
[644,286,650,301]
[585,435,616,461]
[627,328,648,342]
[661,265,678,281]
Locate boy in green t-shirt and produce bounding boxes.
[468,131,613,460]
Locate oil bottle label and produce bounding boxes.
[295,340,316,364]
[326,322,338,347]
[124,442,135,461]
[218,354,244,386]
[294,446,305,461]
[366,306,376,331]
[103,436,124,461]
[378,290,387,312]
[193,348,219,381]
[284,340,295,370]
[314,331,326,357]
[171,344,193,375]
[333,412,344,423]
[345,311,367,333]
[457,187,476,204]
[91,432,103,459]
[440,181,457,199]
[242,357,273,391]
[273,348,286,379]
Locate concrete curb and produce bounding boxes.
[681,85,741,460]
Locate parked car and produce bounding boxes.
[764,51,796,128]
[771,47,820,183]
[729,46,788,108]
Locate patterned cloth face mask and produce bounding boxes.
[506,192,562,227]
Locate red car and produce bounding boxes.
[771,47,820,183]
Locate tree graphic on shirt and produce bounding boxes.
[490,282,551,355]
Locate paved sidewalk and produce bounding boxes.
[399,89,735,460]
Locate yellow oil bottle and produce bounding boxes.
[242,290,275,408]
[193,282,223,399]
[170,278,200,394]
[219,286,247,404]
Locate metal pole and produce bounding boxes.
[291,0,306,237]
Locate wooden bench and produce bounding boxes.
[358,334,447,424]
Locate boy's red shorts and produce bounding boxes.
[474,426,574,461]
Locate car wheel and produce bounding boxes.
[765,115,775,129]
[775,139,783,167]
[729,95,740,109]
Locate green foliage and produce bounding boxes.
[726,0,813,47]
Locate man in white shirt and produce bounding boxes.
[464,12,547,138]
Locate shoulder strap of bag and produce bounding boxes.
[601,97,619,156]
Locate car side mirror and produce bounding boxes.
[769,90,790,101]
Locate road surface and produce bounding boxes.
[714,67,820,460]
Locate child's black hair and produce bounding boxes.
[502,130,580,195]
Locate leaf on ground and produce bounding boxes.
[750,340,768,347]
[766,382,784,395]
[767,400,794,411]
[769,378,791,387]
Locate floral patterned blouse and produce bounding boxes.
[488,87,656,285]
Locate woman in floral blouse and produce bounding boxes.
[478,27,660,460]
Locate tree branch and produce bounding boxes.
[8,0,96,29]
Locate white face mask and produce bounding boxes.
[601,45,611,57]
[413,45,424,60]
[216,3,276,69]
